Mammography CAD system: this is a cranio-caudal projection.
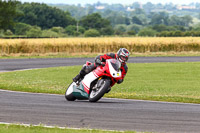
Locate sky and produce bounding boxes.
[19,0,200,5]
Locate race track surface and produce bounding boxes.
[1,56,200,72]
[1,90,200,133]
[1,56,200,132]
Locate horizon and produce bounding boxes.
[19,0,200,5]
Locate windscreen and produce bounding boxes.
[109,59,121,72]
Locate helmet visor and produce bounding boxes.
[120,55,128,62]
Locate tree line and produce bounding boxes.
[1,0,200,38]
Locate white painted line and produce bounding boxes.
[0,122,66,129]
[0,122,122,132]
[0,89,199,106]
[0,89,62,96]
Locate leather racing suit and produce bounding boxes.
[73,53,128,84]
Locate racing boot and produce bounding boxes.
[72,69,87,85]
[73,64,96,85]
[73,74,83,83]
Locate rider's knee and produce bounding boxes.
[82,64,96,74]
[81,65,90,74]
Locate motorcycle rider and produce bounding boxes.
[73,48,130,85]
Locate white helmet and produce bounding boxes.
[117,48,130,63]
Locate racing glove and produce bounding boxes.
[95,57,105,66]
[95,58,102,65]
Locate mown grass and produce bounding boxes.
[0,124,136,133]
[1,51,200,59]
[0,62,200,103]
[0,53,99,59]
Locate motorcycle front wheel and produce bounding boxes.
[89,79,110,102]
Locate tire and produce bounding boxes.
[65,82,76,101]
[89,79,110,102]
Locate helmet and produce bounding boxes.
[117,48,130,63]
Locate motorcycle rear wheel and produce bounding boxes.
[89,79,110,102]
[65,82,76,101]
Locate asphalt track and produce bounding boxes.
[1,56,200,132]
[1,56,200,71]
[1,90,200,133]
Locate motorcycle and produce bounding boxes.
[65,59,122,102]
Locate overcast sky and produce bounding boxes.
[19,0,200,5]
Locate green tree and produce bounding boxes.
[16,3,76,29]
[170,25,186,31]
[192,23,200,31]
[115,16,130,25]
[132,16,143,25]
[169,15,193,27]
[0,29,4,37]
[130,8,146,19]
[150,12,169,25]
[131,2,142,9]
[84,29,100,37]
[184,31,192,37]
[127,24,142,33]
[57,5,87,20]
[65,25,85,35]
[127,30,136,36]
[108,14,130,25]
[101,10,131,26]
[80,13,111,30]
[114,24,127,33]
[50,27,65,34]
[172,31,184,37]
[181,15,193,27]
[0,0,18,30]
[138,27,157,37]
[86,5,95,15]
[78,26,86,34]
[169,15,182,26]
[114,24,127,35]
[65,25,77,35]
[100,26,114,35]
[4,29,13,36]
[26,26,42,37]
[14,22,32,35]
[157,31,170,37]
[41,30,59,38]
[143,2,155,13]
[133,8,145,15]
[152,24,169,32]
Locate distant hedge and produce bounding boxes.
[157,31,200,37]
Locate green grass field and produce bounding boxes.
[0,62,200,103]
[1,51,200,59]
[0,124,136,133]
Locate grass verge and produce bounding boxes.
[1,51,200,59]
[0,124,136,133]
[0,62,200,103]
[0,53,99,59]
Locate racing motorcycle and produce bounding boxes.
[65,59,122,102]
